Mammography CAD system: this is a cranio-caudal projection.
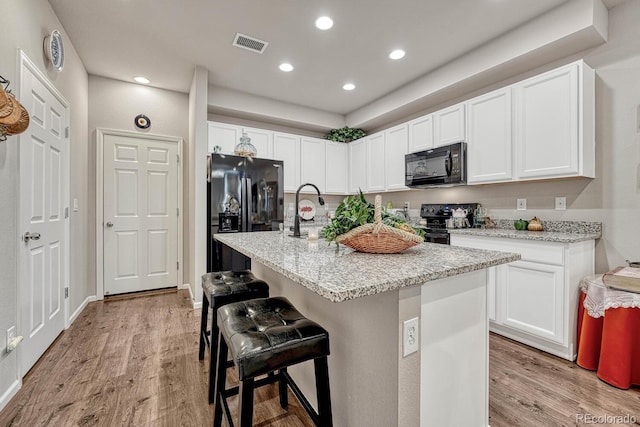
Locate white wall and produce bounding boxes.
[0,0,89,409]
[88,75,190,285]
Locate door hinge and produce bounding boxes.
[176,208,179,217]
[64,287,69,299]
[176,154,180,164]
[64,207,69,219]
[176,261,179,270]
[65,127,70,139]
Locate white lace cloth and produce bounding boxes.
[580,274,640,318]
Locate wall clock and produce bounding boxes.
[134,114,151,129]
[44,30,65,72]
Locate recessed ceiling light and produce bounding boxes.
[134,76,150,84]
[343,83,355,91]
[279,63,294,72]
[315,16,334,30]
[389,49,406,60]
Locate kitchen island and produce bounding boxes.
[214,231,519,426]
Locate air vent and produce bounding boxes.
[232,33,269,54]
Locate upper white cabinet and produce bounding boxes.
[434,103,465,147]
[384,124,409,191]
[273,132,300,192]
[208,121,239,154]
[325,141,349,194]
[207,122,273,158]
[514,60,594,180]
[349,138,367,194]
[242,126,273,159]
[300,136,326,193]
[466,88,513,184]
[408,114,434,153]
[366,132,386,192]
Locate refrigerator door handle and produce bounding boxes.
[241,178,252,232]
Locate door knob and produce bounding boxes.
[23,232,41,242]
[106,221,114,228]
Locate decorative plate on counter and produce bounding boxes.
[298,199,316,220]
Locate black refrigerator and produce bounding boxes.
[207,153,284,272]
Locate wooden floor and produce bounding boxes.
[0,289,638,427]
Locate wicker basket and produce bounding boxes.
[335,195,423,254]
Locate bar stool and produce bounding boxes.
[198,270,269,403]
[213,297,332,427]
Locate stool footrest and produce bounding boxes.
[282,371,322,426]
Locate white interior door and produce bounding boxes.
[19,55,69,374]
[102,133,179,295]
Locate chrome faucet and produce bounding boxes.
[292,183,325,237]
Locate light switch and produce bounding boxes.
[73,198,79,212]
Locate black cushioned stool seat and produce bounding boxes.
[198,270,269,403]
[214,297,332,427]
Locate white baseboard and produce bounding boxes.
[0,379,21,413]
[69,295,97,326]
[181,283,202,309]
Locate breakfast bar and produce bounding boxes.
[215,231,519,426]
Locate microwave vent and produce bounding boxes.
[232,33,269,54]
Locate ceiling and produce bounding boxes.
[49,0,624,118]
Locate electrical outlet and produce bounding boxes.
[555,197,566,211]
[517,198,527,211]
[404,201,410,210]
[403,317,419,357]
[6,326,16,349]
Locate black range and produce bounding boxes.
[417,203,478,244]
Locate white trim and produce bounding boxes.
[0,379,21,413]
[69,295,97,325]
[16,50,71,377]
[96,128,184,299]
[181,282,202,309]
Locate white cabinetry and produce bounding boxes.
[243,126,273,159]
[408,114,433,153]
[514,60,594,180]
[366,132,386,192]
[300,137,326,193]
[273,132,300,192]
[384,124,408,191]
[434,103,465,147]
[466,88,513,184]
[325,141,349,194]
[450,234,594,360]
[208,121,239,154]
[349,138,367,193]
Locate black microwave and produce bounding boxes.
[405,142,467,187]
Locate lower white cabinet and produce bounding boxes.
[450,234,594,360]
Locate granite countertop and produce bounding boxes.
[214,231,520,303]
[448,220,601,243]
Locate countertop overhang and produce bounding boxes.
[214,231,520,302]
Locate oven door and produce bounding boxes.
[423,230,450,245]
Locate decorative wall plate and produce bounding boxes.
[134,114,151,129]
[298,199,316,220]
[44,30,65,72]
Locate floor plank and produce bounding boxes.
[0,290,638,426]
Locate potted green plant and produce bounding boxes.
[324,126,366,143]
